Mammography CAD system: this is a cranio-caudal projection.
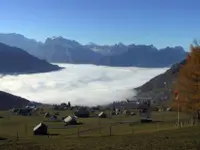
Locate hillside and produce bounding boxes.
[0,91,30,110]
[0,42,61,74]
[0,33,187,68]
[135,59,186,105]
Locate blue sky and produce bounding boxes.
[0,0,200,50]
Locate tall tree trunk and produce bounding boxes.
[197,110,200,124]
[192,112,196,125]
[193,116,196,125]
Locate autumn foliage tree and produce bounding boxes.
[173,44,200,121]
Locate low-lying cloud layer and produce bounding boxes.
[0,64,168,106]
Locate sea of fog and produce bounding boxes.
[0,64,168,106]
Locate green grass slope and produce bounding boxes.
[0,109,198,150]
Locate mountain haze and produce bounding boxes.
[99,45,186,67]
[0,33,42,56]
[0,33,187,67]
[39,36,102,64]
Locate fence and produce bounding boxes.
[1,119,198,141]
[49,119,197,138]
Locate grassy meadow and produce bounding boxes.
[0,108,199,150]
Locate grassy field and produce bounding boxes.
[0,109,198,150]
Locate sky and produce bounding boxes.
[0,0,200,50]
[0,64,168,106]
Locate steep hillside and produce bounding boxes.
[136,60,186,92]
[0,42,61,74]
[135,60,186,105]
[0,91,30,110]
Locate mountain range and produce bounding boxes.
[0,33,187,67]
[0,42,61,74]
[98,45,186,67]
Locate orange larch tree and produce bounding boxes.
[173,44,200,121]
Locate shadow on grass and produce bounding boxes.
[140,120,164,124]
[33,133,60,136]
[64,122,83,126]
[43,120,62,123]
[48,133,60,136]
[0,137,7,140]
[128,120,164,126]
[76,122,83,125]
[152,120,163,123]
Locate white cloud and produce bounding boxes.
[0,64,168,106]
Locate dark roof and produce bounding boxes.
[33,123,48,131]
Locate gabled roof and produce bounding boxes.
[33,123,47,131]
[64,116,76,123]
[98,112,105,116]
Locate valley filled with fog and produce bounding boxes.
[0,64,168,106]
